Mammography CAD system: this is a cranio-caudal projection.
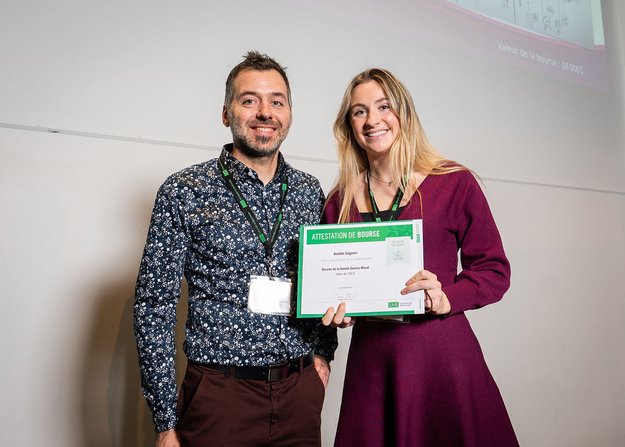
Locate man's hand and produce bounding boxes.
[321,302,355,328]
[155,429,180,447]
[313,355,331,388]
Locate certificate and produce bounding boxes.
[297,220,424,318]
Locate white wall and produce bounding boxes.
[1,1,624,446]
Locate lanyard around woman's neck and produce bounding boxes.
[218,155,288,276]
[366,170,404,222]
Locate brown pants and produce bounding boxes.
[176,361,325,447]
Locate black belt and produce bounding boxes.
[199,352,315,383]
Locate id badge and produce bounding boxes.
[248,275,293,315]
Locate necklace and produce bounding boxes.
[367,170,393,187]
[366,170,404,222]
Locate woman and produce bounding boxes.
[322,68,518,447]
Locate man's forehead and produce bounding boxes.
[233,69,288,94]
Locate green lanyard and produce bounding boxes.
[218,156,288,276]
[366,170,405,222]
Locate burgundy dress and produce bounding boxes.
[323,170,518,447]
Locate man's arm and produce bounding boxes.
[155,429,181,447]
[134,179,189,433]
[311,184,339,369]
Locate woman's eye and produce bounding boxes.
[352,109,366,117]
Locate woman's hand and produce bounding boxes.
[321,302,356,328]
[401,270,451,315]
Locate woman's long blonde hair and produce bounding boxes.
[330,68,463,223]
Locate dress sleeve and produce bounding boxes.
[321,190,341,224]
[443,174,511,316]
[133,178,189,432]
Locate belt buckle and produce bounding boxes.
[267,362,289,382]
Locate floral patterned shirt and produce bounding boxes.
[134,144,338,432]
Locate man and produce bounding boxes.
[134,51,337,447]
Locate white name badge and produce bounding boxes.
[248,275,293,315]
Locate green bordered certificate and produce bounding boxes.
[297,220,424,318]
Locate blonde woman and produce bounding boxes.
[322,68,518,447]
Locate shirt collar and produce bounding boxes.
[220,143,288,184]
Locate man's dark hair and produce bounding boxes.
[224,51,292,107]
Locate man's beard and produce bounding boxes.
[228,111,289,159]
